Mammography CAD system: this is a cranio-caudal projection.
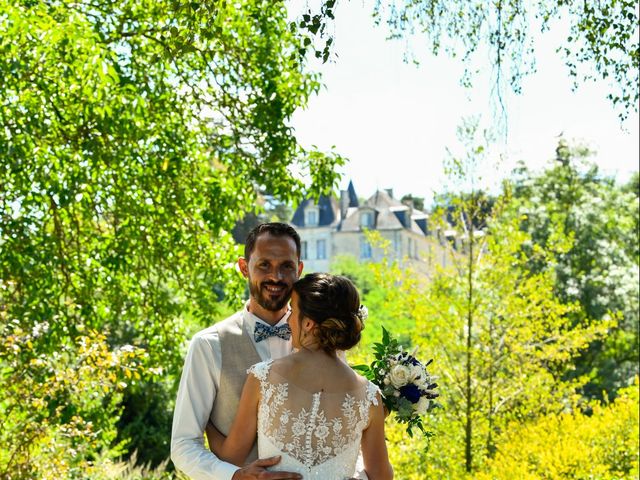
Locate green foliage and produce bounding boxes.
[410,212,608,474]
[87,450,184,480]
[337,124,637,478]
[400,193,425,211]
[297,0,338,63]
[508,141,639,398]
[372,0,639,120]
[0,0,343,473]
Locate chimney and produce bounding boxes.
[339,189,349,219]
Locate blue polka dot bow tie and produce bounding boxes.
[254,323,291,343]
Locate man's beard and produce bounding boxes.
[249,279,292,312]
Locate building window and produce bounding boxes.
[316,239,326,259]
[360,237,372,259]
[360,211,374,228]
[301,241,308,260]
[393,235,400,256]
[399,210,408,228]
[305,208,319,226]
[408,237,413,258]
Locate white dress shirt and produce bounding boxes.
[171,304,292,480]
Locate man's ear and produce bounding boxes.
[297,261,304,278]
[237,257,249,278]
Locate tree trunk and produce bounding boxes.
[465,212,474,473]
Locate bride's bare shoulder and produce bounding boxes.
[269,353,302,376]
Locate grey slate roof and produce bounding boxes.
[339,189,426,234]
[291,184,429,236]
[291,195,340,228]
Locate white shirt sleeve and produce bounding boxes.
[171,332,240,480]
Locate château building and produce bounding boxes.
[290,181,451,274]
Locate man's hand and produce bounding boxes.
[231,456,302,480]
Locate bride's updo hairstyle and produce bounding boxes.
[292,273,363,353]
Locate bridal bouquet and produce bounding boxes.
[353,327,439,438]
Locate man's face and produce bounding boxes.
[239,233,302,313]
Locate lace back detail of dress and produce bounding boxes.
[247,360,380,474]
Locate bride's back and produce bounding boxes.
[250,354,378,475]
[271,350,367,395]
[251,273,381,476]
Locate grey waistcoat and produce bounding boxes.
[210,313,262,464]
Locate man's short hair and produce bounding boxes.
[244,222,301,261]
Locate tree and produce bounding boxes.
[343,122,610,477]
[0,0,343,473]
[423,196,607,473]
[371,0,639,120]
[400,193,425,211]
[231,192,295,245]
[508,141,639,399]
[338,212,607,477]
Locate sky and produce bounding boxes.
[290,1,639,206]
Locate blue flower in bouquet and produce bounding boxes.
[402,353,420,366]
[399,384,422,403]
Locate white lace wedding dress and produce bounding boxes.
[248,360,380,479]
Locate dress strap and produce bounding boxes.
[366,381,380,406]
[247,359,273,381]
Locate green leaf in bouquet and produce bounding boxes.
[382,326,390,345]
[351,364,374,380]
[382,385,396,397]
[397,398,414,421]
[351,364,370,373]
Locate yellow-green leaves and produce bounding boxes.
[476,381,640,479]
[0,324,146,478]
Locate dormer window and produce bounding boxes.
[360,211,374,228]
[305,206,319,227]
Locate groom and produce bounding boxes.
[171,222,305,480]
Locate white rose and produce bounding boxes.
[388,364,412,388]
[410,364,425,382]
[415,396,430,415]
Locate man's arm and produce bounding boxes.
[172,334,302,480]
[171,334,240,480]
[208,374,259,464]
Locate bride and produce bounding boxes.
[208,273,393,479]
